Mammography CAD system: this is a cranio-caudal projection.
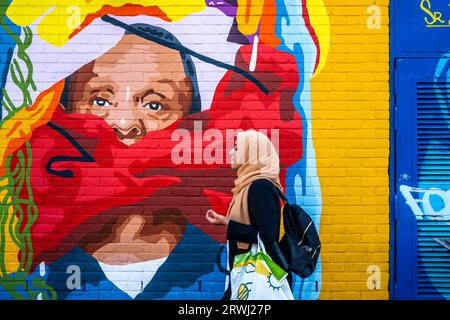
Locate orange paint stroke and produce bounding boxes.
[260,0,280,48]
[0,81,65,176]
[69,4,171,40]
[237,0,264,35]
[245,0,252,24]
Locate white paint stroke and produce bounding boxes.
[399,185,450,220]
[249,35,259,72]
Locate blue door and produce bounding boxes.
[394,57,450,300]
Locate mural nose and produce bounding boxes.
[113,126,142,141]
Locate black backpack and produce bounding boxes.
[274,188,321,278]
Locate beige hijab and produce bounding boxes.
[227,130,283,226]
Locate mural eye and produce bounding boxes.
[93,98,112,107]
[144,102,163,111]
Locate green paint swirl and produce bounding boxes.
[0,141,56,300]
[0,8,56,299]
[0,10,36,123]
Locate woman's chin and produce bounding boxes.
[230,163,241,170]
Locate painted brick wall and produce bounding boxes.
[313,0,390,299]
[0,0,390,300]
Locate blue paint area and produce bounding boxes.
[393,0,450,55]
[0,224,228,300]
[274,0,322,300]
[394,57,450,300]
[392,0,450,300]
[0,6,20,121]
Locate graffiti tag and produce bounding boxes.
[420,0,450,27]
[399,185,450,220]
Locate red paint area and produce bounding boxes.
[14,44,303,265]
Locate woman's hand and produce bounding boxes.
[205,209,229,226]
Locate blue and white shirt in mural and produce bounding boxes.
[0,224,229,300]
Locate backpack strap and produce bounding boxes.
[259,178,289,204]
[275,186,289,205]
[259,179,291,271]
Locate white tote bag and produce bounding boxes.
[230,234,294,300]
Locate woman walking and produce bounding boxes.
[205,129,292,300]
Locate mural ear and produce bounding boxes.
[179,76,195,112]
[181,76,193,93]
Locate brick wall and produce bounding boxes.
[0,0,390,300]
[314,0,390,299]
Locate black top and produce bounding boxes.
[226,178,288,272]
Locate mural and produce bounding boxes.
[0,0,329,299]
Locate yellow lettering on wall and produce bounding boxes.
[420,0,445,26]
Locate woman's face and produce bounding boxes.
[229,143,240,170]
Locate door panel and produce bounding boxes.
[395,58,450,300]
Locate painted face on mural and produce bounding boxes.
[61,34,193,146]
